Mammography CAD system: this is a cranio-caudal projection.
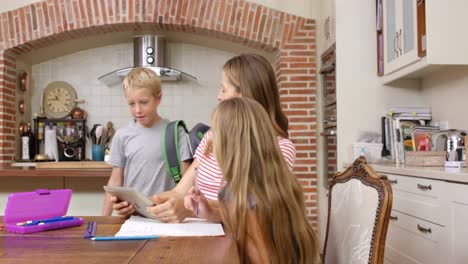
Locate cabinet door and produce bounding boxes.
[384,0,398,69]
[447,182,468,263]
[385,210,446,264]
[383,0,420,74]
[386,174,448,226]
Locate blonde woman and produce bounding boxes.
[185,97,321,264]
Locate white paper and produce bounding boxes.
[115,215,225,237]
[44,128,59,161]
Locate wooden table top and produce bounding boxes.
[0,216,239,264]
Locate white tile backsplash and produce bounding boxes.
[32,42,236,159]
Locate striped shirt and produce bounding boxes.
[194,130,296,200]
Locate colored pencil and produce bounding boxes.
[90,236,159,241]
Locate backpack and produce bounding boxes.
[163,120,210,184]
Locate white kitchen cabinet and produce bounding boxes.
[387,174,448,226]
[378,1,468,84]
[384,174,448,264]
[382,0,420,75]
[385,210,446,264]
[320,0,335,53]
[446,182,468,263]
[375,171,468,264]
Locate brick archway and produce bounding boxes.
[0,0,318,224]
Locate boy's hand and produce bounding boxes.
[147,191,192,223]
[111,195,135,218]
[184,187,211,220]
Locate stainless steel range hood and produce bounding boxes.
[98,35,196,86]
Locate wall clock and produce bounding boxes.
[43,81,77,119]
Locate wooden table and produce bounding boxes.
[0,216,239,263]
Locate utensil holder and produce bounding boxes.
[92,144,104,161]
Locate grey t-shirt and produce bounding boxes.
[107,118,192,196]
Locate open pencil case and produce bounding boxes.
[4,188,84,234]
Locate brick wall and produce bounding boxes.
[0,0,318,225]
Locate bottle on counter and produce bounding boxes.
[66,122,73,136]
[21,135,29,160]
[27,123,36,159]
[37,122,44,141]
[21,123,35,160]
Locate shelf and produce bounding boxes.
[34,117,86,122]
[33,118,87,162]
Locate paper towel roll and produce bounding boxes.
[44,127,59,161]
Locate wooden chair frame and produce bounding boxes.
[323,156,393,264]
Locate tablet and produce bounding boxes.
[103,186,156,219]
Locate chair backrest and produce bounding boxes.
[323,156,393,264]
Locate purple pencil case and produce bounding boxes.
[4,189,84,234]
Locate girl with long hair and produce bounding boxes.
[185,97,321,264]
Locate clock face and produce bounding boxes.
[43,81,77,119]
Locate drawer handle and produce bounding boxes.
[417,224,432,233]
[390,215,398,221]
[389,179,398,184]
[417,184,432,190]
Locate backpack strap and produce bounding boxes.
[163,120,189,184]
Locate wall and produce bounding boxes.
[31,42,236,158]
[248,0,317,19]
[0,0,319,19]
[335,1,425,168]
[314,0,427,247]
[0,0,42,13]
[15,60,33,160]
[422,66,468,130]
[333,2,468,176]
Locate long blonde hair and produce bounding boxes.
[223,54,289,138]
[212,98,320,264]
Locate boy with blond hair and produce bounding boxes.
[102,67,192,216]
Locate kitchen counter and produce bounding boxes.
[369,163,468,184]
[0,163,112,177]
[0,163,111,215]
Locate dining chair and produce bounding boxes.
[322,156,393,264]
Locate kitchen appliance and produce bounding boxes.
[58,139,84,162]
[431,129,467,165]
[98,35,196,86]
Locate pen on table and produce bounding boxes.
[28,216,75,226]
[194,167,199,216]
[90,236,159,241]
[18,216,75,226]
